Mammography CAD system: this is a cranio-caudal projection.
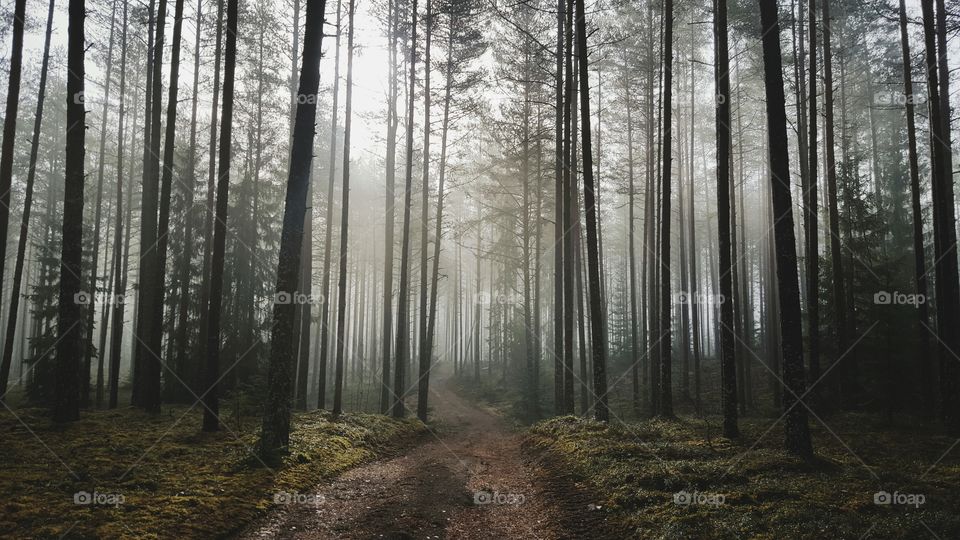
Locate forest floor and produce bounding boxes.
[529,412,960,539]
[0,401,425,538]
[237,377,619,539]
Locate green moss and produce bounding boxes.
[0,406,426,539]
[528,414,960,539]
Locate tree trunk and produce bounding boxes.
[258,0,326,448]
[552,0,565,415]
[898,0,932,416]
[821,0,848,408]
[574,0,608,422]
[0,0,55,396]
[0,0,27,333]
[757,0,813,458]
[83,0,118,408]
[332,0,356,417]
[201,0,241,433]
[415,0,433,422]
[133,0,168,412]
[379,0,399,414]
[392,0,418,418]
[657,0,674,417]
[54,0,87,422]
[171,0,205,403]
[715,0,738,438]
[920,0,960,430]
[197,0,224,397]
[805,0,820,405]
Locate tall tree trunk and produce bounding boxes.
[805,0,820,404]
[0,0,27,330]
[258,0,326,448]
[415,0,433,422]
[131,0,156,407]
[171,0,205,403]
[658,0,674,417]
[821,0,848,407]
[147,0,187,410]
[920,0,960,430]
[84,0,118,408]
[0,0,55,396]
[133,0,168,412]
[624,51,640,416]
[552,0,565,415]
[201,0,240,433]
[715,0,738,438]
[54,0,87,422]
[561,0,575,416]
[392,0,418,418]
[422,18,455,419]
[898,0,932,416]
[108,0,130,410]
[332,0,356,417]
[574,0,608,422]
[687,43,702,414]
[318,0,342,410]
[197,0,224,397]
[758,0,813,458]
[380,0,399,414]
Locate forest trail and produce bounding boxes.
[236,377,613,539]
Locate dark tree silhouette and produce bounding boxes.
[54,0,87,423]
[757,0,813,458]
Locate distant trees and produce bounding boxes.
[0,0,950,457]
[0,0,55,397]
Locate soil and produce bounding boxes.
[236,378,619,539]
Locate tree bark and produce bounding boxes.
[574,0,608,422]
[757,0,813,458]
[332,0,356,417]
[715,0,738,438]
[54,0,87,422]
[202,0,241,433]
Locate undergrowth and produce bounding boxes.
[528,413,960,539]
[0,406,426,539]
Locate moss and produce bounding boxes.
[0,406,426,539]
[528,414,960,539]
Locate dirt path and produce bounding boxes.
[236,379,615,539]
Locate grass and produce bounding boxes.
[0,405,426,539]
[528,413,960,539]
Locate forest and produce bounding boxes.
[0,0,958,535]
